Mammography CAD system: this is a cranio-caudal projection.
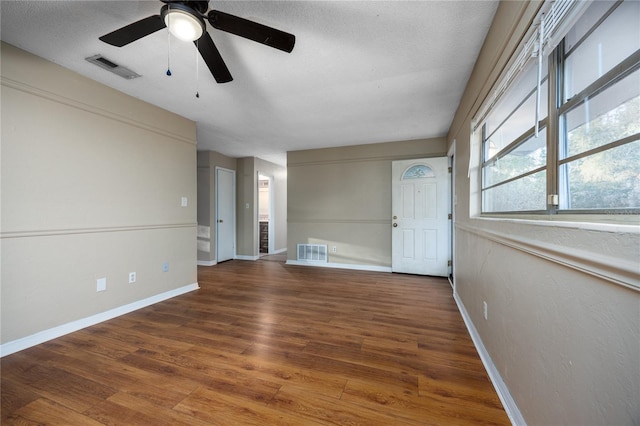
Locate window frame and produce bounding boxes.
[478,0,640,218]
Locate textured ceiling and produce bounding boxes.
[0,0,498,166]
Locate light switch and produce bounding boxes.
[96,277,107,292]
[181,197,188,207]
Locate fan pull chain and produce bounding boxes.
[166,7,172,76]
[195,40,200,98]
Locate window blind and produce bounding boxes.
[472,0,592,133]
[468,0,592,178]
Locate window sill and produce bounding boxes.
[457,217,640,292]
[476,213,640,234]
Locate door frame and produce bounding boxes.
[215,166,236,262]
[448,140,456,291]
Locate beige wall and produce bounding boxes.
[197,151,237,263]
[1,43,198,346]
[287,138,446,268]
[447,2,639,424]
[236,157,256,256]
[235,157,287,257]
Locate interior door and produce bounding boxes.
[216,167,235,262]
[391,157,449,276]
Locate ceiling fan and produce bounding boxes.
[99,0,295,83]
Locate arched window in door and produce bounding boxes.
[402,164,435,179]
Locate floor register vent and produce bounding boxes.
[297,244,328,263]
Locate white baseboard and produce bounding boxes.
[285,260,392,273]
[454,291,526,426]
[235,255,259,261]
[272,247,287,254]
[0,283,200,357]
[197,260,217,266]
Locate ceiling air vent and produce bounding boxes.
[85,55,141,80]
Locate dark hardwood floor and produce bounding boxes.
[1,260,510,425]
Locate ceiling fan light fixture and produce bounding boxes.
[163,5,205,42]
[100,2,295,84]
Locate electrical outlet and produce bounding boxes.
[128,272,136,283]
[181,197,188,207]
[332,246,337,253]
[483,301,488,320]
[96,277,107,292]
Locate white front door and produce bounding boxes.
[391,157,449,276]
[216,167,235,262]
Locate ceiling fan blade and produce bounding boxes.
[99,15,165,47]
[207,10,295,53]
[196,32,233,83]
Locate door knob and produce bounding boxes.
[393,223,398,227]
[393,215,397,219]
[218,219,224,223]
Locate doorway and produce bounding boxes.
[258,173,273,255]
[391,157,449,276]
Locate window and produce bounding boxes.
[403,165,435,179]
[478,0,639,216]
[481,57,549,212]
